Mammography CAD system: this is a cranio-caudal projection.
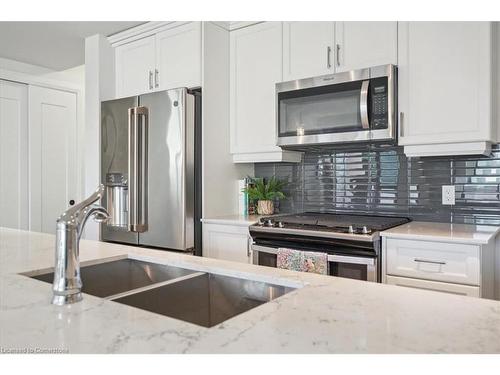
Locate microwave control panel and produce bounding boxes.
[370,77,388,130]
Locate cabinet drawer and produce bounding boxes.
[385,239,480,285]
[386,276,480,297]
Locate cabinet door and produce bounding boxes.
[0,80,28,230]
[335,22,397,72]
[115,35,155,97]
[230,22,283,155]
[386,276,481,297]
[203,224,251,264]
[283,21,334,81]
[155,22,202,90]
[29,86,77,234]
[398,22,493,147]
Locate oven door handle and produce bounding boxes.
[251,245,375,266]
[359,80,370,130]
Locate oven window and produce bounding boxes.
[257,252,369,282]
[278,80,364,137]
[330,262,367,281]
[257,252,277,268]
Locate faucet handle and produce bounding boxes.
[92,209,109,223]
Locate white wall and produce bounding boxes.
[201,22,253,219]
[83,34,115,240]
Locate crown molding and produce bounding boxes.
[107,21,263,47]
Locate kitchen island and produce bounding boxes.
[1,228,499,353]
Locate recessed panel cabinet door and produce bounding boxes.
[29,86,77,234]
[335,21,397,72]
[283,21,334,81]
[115,35,156,97]
[156,22,202,90]
[0,80,28,230]
[202,224,251,264]
[230,22,283,155]
[398,22,493,146]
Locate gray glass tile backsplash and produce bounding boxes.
[254,144,500,225]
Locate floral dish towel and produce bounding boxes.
[276,248,328,275]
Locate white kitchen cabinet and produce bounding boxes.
[282,21,397,81]
[156,22,202,91]
[386,275,480,297]
[382,236,495,299]
[114,22,202,98]
[398,22,495,157]
[230,22,301,163]
[0,80,28,230]
[115,35,156,97]
[283,22,334,81]
[29,86,78,234]
[203,223,252,264]
[335,22,397,72]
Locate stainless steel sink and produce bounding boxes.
[28,258,196,298]
[112,273,295,327]
[26,258,296,327]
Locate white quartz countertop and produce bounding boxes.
[201,214,262,226]
[380,221,500,245]
[1,228,500,354]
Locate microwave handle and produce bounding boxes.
[360,80,370,130]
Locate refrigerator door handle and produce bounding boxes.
[128,106,149,232]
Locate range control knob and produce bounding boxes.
[362,226,370,234]
[258,218,266,226]
[265,219,274,227]
[277,221,285,228]
[348,225,355,234]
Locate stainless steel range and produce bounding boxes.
[249,212,410,282]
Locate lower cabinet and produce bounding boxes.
[386,275,480,297]
[202,223,252,264]
[383,237,495,299]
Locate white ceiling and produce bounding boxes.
[0,21,145,70]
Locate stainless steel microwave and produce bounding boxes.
[276,64,397,147]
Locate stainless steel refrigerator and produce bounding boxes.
[100,88,201,253]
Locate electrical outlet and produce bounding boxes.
[442,185,455,205]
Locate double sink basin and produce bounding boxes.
[27,258,295,328]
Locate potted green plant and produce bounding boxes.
[243,177,286,215]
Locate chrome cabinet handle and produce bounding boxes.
[247,235,252,258]
[148,70,153,90]
[154,69,159,88]
[414,258,446,265]
[399,112,404,137]
[336,44,341,66]
[327,46,332,68]
[359,80,370,130]
[128,106,149,233]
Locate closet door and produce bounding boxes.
[29,86,77,234]
[0,80,28,229]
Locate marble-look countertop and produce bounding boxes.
[381,221,500,245]
[1,228,500,353]
[201,214,262,226]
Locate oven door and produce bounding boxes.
[276,64,396,147]
[251,244,378,282]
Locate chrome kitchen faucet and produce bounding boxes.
[52,184,110,305]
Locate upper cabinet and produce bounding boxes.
[156,22,202,91]
[230,22,301,163]
[115,35,156,97]
[282,21,397,81]
[335,22,397,72]
[115,22,202,98]
[283,22,335,81]
[398,22,495,157]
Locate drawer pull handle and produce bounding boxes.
[414,258,446,265]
